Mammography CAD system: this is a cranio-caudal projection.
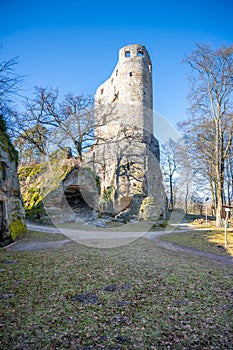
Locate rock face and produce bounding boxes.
[0,117,25,242]
[42,165,99,224]
[86,44,166,219]
[19,154,99,224]
[17,45,166,225]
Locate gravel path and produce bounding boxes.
[4,222,233,265]
[151,238,233,265]
[4,239,71,252]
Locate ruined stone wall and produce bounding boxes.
[86,44,165,219]
[95,44,153,140]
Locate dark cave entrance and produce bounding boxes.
[63,185,92,218]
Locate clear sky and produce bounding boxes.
[1,0,232,126]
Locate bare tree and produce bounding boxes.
[176,142,194,214]
[161,138,194,213]
[0,52,23,130]
[50,93,94,162]
[14,125,48,164]
[161,139,177,210]
[225,150,233,207]
[0,55,21,103]
[180,43,233,227]
[14,87,95,163]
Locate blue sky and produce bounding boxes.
[1,0,233,126]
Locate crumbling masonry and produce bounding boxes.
[87,44,166,219]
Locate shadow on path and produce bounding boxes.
[151,237,233,265]
[4,222,233,265]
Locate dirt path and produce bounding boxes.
[151,238,233,265]
[4,222,233,265]
[26,223,62,234]
[4,239,71,252]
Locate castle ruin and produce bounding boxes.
[87,44,165,220]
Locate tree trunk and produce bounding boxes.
[215,177,223,227]
[75,141,83,162]
[185,183,189,214]
[214,120,225,228]
[169,174,174,211]
[209,177,215,212]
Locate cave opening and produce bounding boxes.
[63,185,93,220]
[64,185,89,209]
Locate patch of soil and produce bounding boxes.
[71,293,98,304]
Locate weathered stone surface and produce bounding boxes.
[85,44,166,219]
[43,166,99,224]
[139,197,162,221]
[18,45,166,226]
[95,44,153,111]
[0,117,25,241]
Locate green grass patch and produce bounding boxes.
[208,230,233,256]
[18,230,68,242]
[160,229,233,257]
[58,220,156,232]
[0,231,232,349]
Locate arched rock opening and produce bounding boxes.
[63,185,91,214]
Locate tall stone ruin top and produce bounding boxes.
[86,44,165,219]
[117,44,152,109]
[95,44,155,142]
[96,44,152,107]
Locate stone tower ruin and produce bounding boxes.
[87,44,165,220]
[95,44,158,152]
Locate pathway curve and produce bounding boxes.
[151,237,233,265]
[5,239,71,252]
[4,222,233,265]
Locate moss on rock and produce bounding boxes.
[9,218,26,241]
[0,116,25,243]
[0,116,18,163]
[19,158,83,221]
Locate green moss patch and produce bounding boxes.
[0,115,18,163]
[9,218,26,241]
[18,159,78,220]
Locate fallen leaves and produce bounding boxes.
[0,232,232,349]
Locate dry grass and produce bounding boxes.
[0,230,232,349]
[160,229,233,257]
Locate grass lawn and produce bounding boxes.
[160,229,233,257]
[0,230,233,349]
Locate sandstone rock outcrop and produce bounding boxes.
[0,117,25,242]
[19,155,99,224]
